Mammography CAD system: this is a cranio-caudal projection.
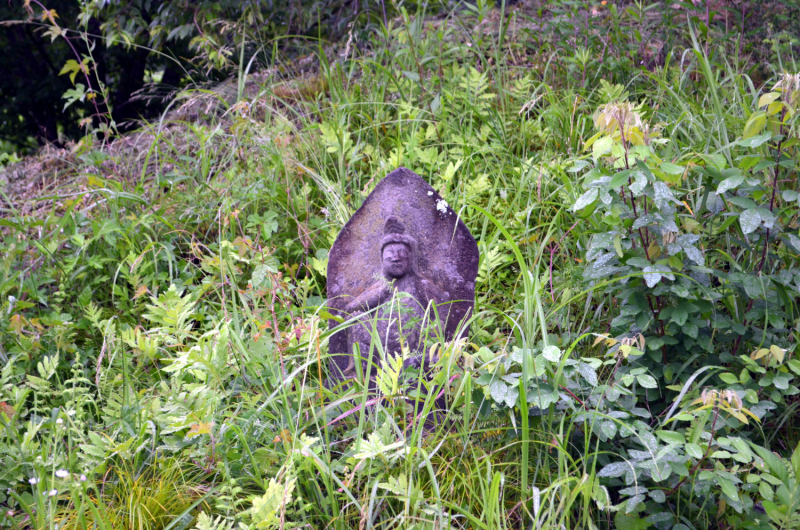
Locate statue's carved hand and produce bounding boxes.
[344,282,390,313]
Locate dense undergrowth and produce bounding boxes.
[2,1,800,529]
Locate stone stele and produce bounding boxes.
[326,167,479,381]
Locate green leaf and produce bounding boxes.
[609,170,631,188]
[636,374,657,388]
[787,360,800,376]
[716,475,738,499]
[685,443,704,459]
[542,345,562,363]
[742,113,767,140]
[749,442,789,484]
[772,374,791,390]
[614,511,652,530]
[670,305,688,326]
[728,196,758,209]
[576,362,598,386]
[58,58,89,84]
[489,380,509,404]
[648,490,666,503]
[597,461,631,478]
[642,266,662,288]
[62,84,87,111]
[573,188,599,211]
[739,131,772,147]
[759,480,774,501]
[660,162,684,175]
[568,160,591,173]
[791,441,800,477]
[739,209,761,234]
[592,136,614,160]
[717,175,745,195]
[758,92,781,108]
[719,372,739,385]
[655,430,685,444]
[683,321,699,338]
[614,235,624,257]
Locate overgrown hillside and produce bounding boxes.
[1,1,800,529]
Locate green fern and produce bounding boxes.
[143,284,197,337]
[193,512,238,530]
[376,352,405,398]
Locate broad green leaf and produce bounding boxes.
[573,188,599,211]
[716,175,745,195]
[489,380,509,404]
[716,475,738,499]
[791,441,800,477]
[542,345,562,363]
[592,136,614,160]
[648,490,666,503]
[740,130,771,147]
[683,245,704,265]
[742,113,767,140]
[614,511,652,530]
[660,162,684,175]
[568,160,591,172]
[655,430,685,444]
[758,92,781,108]
[637,374,657,388]
[598,461,631,478]
[749,442,789,484]
[609,170,632,188]
[759,481,774,501]
[685,443,704,459]
[642,266,662,288]
[576,362,598,386]
[739,209,761,234]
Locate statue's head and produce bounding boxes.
[380,216,416,279]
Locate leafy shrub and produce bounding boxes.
[564,69,800,526]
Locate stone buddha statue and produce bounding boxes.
[326,167,479,385]
[341,216,446,374]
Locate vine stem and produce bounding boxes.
[756,121,786,273]
[616,116,652,262]
[733,120,786,357]
[25,1,112,135]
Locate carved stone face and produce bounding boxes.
[382,243,411,279]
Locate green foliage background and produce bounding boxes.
[0,0,381,152]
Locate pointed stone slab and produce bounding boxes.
[327,167,479,378]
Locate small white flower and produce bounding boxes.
[436,198,449,214]
[28,478,38,485]
[56,418,63,425]
[55,470,69,478]
[427,191,433,196]
[48,489,58,497]
[5,510,13,516]
[499,189,508,200]
[79,475,87,482]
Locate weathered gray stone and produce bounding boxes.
[327,167,479,381]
